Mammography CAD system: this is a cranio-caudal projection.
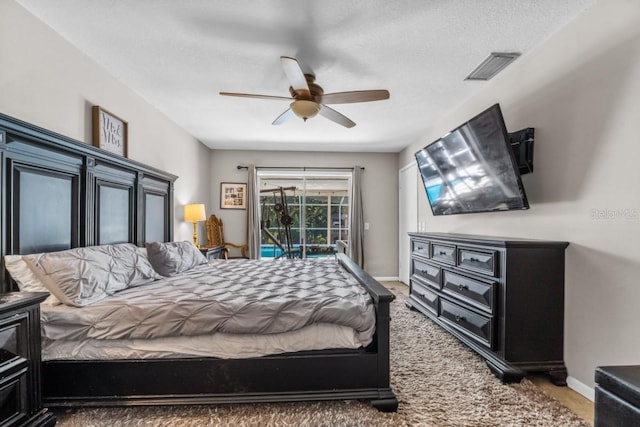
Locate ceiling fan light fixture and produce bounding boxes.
[290,100,320,121]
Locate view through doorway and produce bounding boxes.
[257,170,352,259]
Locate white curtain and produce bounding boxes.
[348,166,364,268]
[246,165,261,259]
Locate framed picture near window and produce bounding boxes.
[92,105,128,157]
[220,182,247,209]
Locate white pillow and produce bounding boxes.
[3,255,61,306]
[25,244,162,307]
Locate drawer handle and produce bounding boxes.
[438,251,447,256]
[469,257,480,263]
[454,315,466,323]
[457,284,468,291]
[421,269,430,276]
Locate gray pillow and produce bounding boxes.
[145,241,208,277]
[25,243,161,307]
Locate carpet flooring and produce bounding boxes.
[52,291,589,426]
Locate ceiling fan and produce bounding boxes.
[220,56,390,128]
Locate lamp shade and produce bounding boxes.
[290,100,320,120]
[184,203,206,222]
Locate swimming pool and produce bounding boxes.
[260,245,336,258]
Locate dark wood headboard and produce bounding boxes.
[0,113,177,292]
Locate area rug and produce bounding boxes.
[51,289,589,427]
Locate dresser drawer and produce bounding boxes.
[410,281,438,315]
[411,239,430,258]
[0,367,28,425]
[442,271,496,314]
[431,243,456,265]
[440,299,494,349]
[458,247,498,277]
[412,259,441,290]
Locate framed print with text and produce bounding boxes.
[92,105,128,157]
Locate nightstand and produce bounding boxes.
[0,292,55,427]
[199,245,225,260]
[595,365,640,426]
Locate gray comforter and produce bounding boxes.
[41,258,376,343]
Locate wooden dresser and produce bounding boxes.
[0,292,55,426]
[406,232,569,384]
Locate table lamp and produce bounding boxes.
[184,203,206,247]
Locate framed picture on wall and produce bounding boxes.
[220,182,247,209]
[92,105,128,157]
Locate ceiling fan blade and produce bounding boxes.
[319,105,356,128]
[220,92,293,101]
[319,90,390,104]
[280,56,311,98]
[272,108,295,125]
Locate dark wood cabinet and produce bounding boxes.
[406,232,569,384]
[595,365,640,426]
[0,292,55,426]
[199,245,225,260]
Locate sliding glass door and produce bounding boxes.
[257,170,351,259]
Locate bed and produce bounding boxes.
[0,112,398,412]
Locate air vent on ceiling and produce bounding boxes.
[465,52,521,81]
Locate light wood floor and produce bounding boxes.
[529,374,594,425]
[382,281,594,425]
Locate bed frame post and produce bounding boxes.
[336,254,399,412]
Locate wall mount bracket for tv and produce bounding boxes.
[508,127,534,175]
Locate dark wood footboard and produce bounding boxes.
[42,254,398,412]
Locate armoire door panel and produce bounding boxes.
[144,192,167,243]
[92,161,137,245]
[13,166,79,254]
[97,184,133,245]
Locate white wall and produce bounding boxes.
[209,150,399,278]
[0,1,212,242]
[400,0,640,393]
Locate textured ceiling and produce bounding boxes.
[16,0,593,152]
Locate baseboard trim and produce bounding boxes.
[567,376,595,402]
[374,276,401,282]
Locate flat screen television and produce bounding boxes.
[415,103,529,216]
